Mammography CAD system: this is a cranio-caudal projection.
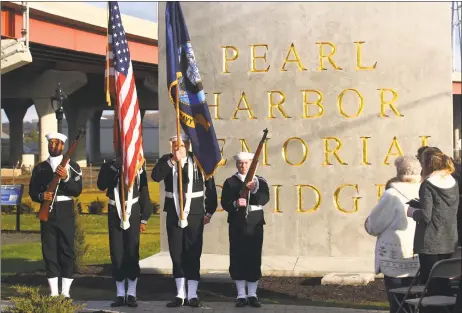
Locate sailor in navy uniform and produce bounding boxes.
[97,159,152,308]
[220,152,270,308]
[151,134,218,308]
[29,132,83,298]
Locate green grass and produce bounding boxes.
[1,214,161,275]
[1,177,161,275]
[1,241,43,261]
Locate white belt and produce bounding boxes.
[108,197,139,206]
[165,191,204,198]
[55,196,72,202]
[248,205,263,212]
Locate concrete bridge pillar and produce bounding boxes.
[30,70,87,162]
[34,99,58,162]
[87,109,103,164]
[63,104,96,167]
[3,99,32,166]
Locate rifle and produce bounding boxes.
[114,113,127,227]
[37,128,86,222]
[238,128,269,209]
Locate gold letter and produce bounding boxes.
[334,184,361,213]
[222,46,239,74]
[360,136,371,166]
[384,136,404,165]
[249,44,270,73]
[378,88,403,118]
[217,139,227,166]
[354,41,377,70]
[322,137,348,165]
[205,92,222,120]
[267,91,291,119]
[281,43,306,72]
[282,137,308,166]
[316,42,342,71]
[296,184,322,213]
[273,185,282,213]
[239,138,271,166]
[301,90,324,118]
[338,89,364,118]
[232,92,257,120]
[419,136,431,147]
[215,185,224,212]
[375,184,386,201]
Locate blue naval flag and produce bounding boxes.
[165,2,223,179]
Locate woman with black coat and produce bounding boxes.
[410,147,459,296]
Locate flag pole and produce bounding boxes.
[106,1,111,107]
[107,2,126,223]
[115,113,127,223]
[175,74,185,222]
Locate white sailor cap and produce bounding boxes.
[45,132,67,143]
[169,134,190,142]
[233,152,255,161]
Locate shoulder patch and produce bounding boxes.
[69,164,83,176]
[74,175,81,182]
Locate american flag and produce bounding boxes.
[105,1,144,188]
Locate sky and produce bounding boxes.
[1,1,157,124]
[86,2,158,22]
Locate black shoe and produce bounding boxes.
[235,298,248,307]
[127,295,138,308]
[166,297,185,308]
[111,296,126,307]
[188,297,201,307]
[248,296,261,308]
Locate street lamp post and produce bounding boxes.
[50,83,66,134]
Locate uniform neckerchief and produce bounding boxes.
[47,155,63,172]
[234,172,255,182]
[172,155,194,222]
[113,167,143,230]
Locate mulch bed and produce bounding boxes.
[2,265,388,309]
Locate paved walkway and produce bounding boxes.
[80,301,387,313]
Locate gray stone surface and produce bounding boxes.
[157,2,453,271]
[140,252,381,278]
[321,273,375,286]
[78,301,387,313]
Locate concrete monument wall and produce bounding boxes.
[157,2,453,269]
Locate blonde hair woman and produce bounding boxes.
[411,147,459,296]
[365,156,421,313]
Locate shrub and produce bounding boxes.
[1,202,35,215]
[75,199,83,215]
[152,201,160,214]
[19,201,34,214]
[3,285,83,313]
[21,165,32,176]
[74,203,89,273]
[87,198,105,215]
[1,205,15,214]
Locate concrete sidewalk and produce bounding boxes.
[139,252,378,278]
[81,300,387,313]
